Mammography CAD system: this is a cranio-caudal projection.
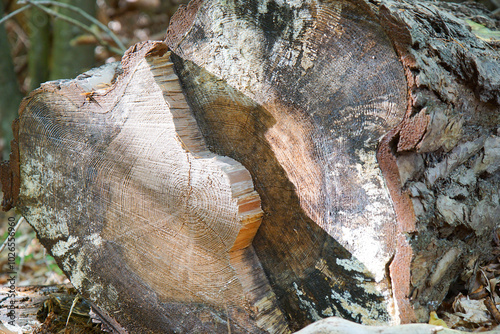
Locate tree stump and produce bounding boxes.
[1,0,499,332]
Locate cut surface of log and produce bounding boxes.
[166,0,500,326]
[6,41,288,333]
[167,0,408,327]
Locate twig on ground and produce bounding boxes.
[0,216,25,254]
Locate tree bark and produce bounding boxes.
[378,0,500,322]
[0,0,499,333]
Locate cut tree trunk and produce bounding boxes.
[166,0,408,327]
[166,0,500,326]
[2,42,288,334]
[1,0,499,333]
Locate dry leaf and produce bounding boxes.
[453,294,492,326]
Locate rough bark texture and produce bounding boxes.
[378,0,500,322]
[0,0,499,332]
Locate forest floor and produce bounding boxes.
[0,209,68,288]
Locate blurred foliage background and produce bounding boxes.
[0,0,188,289]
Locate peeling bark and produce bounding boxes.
[379,0,500,322]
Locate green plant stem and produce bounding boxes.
[0,217,25,255]
[27,0,127,52]
[30,2,124,55]
[3,2,126,55]
[0,5,31,26]
[28,6,51,90]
